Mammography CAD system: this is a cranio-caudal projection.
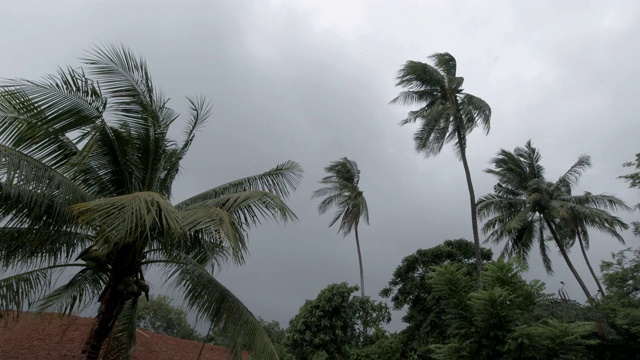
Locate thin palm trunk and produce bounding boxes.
[544,217,594,302]
[354,225,368,335]
[576,232,606,297]
[456,129,483,289]
[354,225,365,298]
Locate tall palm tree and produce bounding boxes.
[313,157,369,298]
[477,140,629,302]
[0,45,303,360]
[391,53,491,288]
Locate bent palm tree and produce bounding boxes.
[0,45,303,360]
[556,196,628,297]
[313,158,369,298]
[391,53,491,288]
[477,140,629,302]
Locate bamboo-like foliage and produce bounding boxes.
[0,44,302,360]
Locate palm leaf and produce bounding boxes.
[156,257,279,360]
[36,267,107,315]
[0,264,82,314]
[176,160,303,209]
[71,191,185,249]
[429,52,457,77]
[0,227,92,268]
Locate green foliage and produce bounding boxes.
[136,295,201,341]
[350,333,409,360]
[380,239,492,355]
[596,249,640,358]
[503,319,599,360]
[426,261,599,360]
[286,282,390,360]
[601,248,640,305]
[620,153,640,235]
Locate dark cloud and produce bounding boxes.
[2,0,639,331]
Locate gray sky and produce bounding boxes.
[2,0,640,331]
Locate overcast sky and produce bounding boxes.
[2,0,640,331]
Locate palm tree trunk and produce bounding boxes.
[544,217,594,302]
[456,130,483,289]
[82,286,125,359]
[576,232,606,297]
[354,225,365,298]
[354,225,368,336]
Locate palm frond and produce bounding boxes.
[177,206,247,266]
[316,192,345,216]
[71,191,184,249]
[37,267,107,315]
[176,160,303,209]
[83,44,159,128]
[0,264,82,314]
[429,52,457,77]
[393,60,444,92]
[0,144,94,231]
[555,155,591,190]
[191,190,298,226]
[0,67,106,168]
[157,258,279,360]
[0,227,92,268]
[412,104,452,157]
[458,94,491,135]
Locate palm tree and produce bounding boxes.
[477,140,629,302]
[0,45,303,360]
[391,53,491,288]
[556,197,628,297]
[313,157,369,298]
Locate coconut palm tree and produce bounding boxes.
[477,140,629,302]
[0,45,303,360]
[313,157,369,298]
[555,197,628,297]
[391,53,491,288]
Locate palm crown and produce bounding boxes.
[390,53,491,157]
[0,45,303,359]
[313,158,369,235]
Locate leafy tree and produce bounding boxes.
[426,261,599,360]
[207,316,294,359]
[286,282,390,360]
[380,239,492,356]
[619,153,640,235]
[601,248,640,305]
[136,295,200,341]
[350,333,409,360]
[313,158,369,298]
[0,45,303,360]
[391,53,492,288]
[477,140,629,302]
[598,248,640,358]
